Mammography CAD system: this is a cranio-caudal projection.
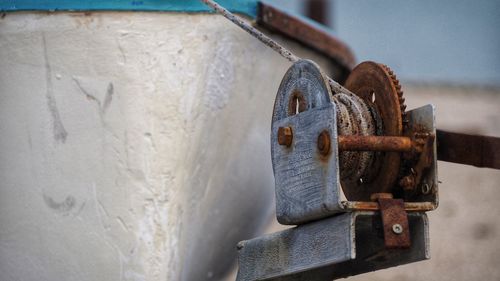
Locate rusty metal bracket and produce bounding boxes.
[375,195,411,248]
[257,1,356,72]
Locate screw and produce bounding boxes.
[392,223,403,234]
[277,126,293,147]
[317,130,331,156]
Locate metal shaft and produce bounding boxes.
[437,129,500,169]
[338,135,413,152]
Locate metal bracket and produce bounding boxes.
[377,197,411,248]
[236,212,429,281]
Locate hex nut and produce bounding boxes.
[278,126,293,147]
[317,130,331,156]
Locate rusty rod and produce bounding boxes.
[200,0,350,94]
[437,129,500,169]
[338,135,413,152]
[342,201,436,212]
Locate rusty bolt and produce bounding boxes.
[392,224,403,234]
[277,126,293,147]
[317,130,331,156]
[399,175,416,191]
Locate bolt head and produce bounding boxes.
[278,126,293,147]
[317,130,331,156]
[399,175,416,191]
[392,223,403,234]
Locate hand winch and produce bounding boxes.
[200,1,500,280]
[271,59,437,224]
[237,59,436,281]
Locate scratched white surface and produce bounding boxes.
[0,12,335,281]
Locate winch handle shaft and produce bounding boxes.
[436,129,500,169]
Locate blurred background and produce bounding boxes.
[271,0,500,87]
[242,1,500,280]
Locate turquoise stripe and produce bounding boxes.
[0,0,258,17]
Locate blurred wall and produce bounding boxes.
[332,0,500,86]
[269,0,500,86]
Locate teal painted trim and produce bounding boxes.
[0,0,258,18]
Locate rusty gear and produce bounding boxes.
[379,63,407,127]
[341,61,405,200]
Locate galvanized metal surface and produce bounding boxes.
[271,60,342,225]
[272,105,340,224]
[236,212,429,281]
[436,130,500,170]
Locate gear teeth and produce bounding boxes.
[378,63,407,128]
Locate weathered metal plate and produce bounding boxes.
[271,60,332,126]
[378,198,411,248]
[271,105,342,225]
[236,212,429,281]
[406,104,438,206]
[271,60,343,225]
